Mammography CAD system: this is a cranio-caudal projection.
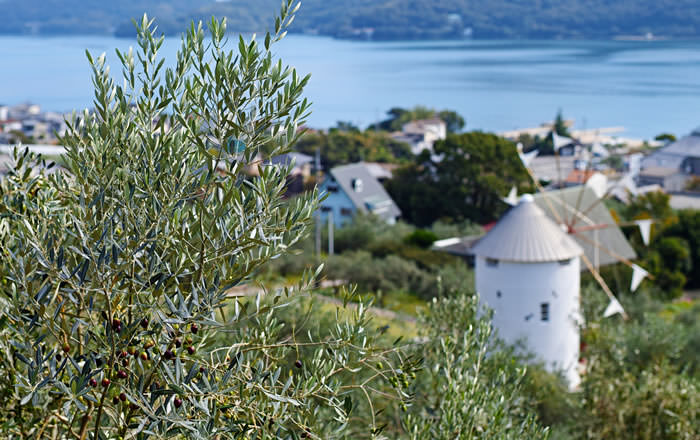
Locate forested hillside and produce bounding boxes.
[2,0,700,40]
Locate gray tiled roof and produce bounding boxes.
[641,131,700,170]
[328,162,401,221]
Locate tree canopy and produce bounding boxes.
[386,131,530,226]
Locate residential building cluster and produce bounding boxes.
[0,102,70,145]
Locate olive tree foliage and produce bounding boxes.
[0,3,411,438]
[401,294,549,439]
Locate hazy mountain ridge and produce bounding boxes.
[3,0,700,40]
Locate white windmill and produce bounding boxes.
[472,135,654,388]
[471,194,584,387]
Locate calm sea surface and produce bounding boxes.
[2,35,700,139]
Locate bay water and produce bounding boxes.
[2,35,700,139]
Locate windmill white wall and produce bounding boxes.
[475,257,581,387]
[471,195,583,388]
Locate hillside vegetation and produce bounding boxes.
[3,0,700,40]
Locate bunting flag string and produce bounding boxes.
[630,264,649,292]
[518,149,538,167]
[503,186,518,206]
[634,219,652,246]
[603,297,625,318]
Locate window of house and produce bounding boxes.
[352,178,363,192]
[486,258,499,267]
[340,208,353,216]
[327,184,339,193]
[558,258,571,266]
[320,206,332,213]
[540,303,550,322]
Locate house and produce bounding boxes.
[563,169,597,188]
[363,162,398,182]
[640,128,700,190]
[267,152,313,177]
[266,152,313,196]
[390,117,447,155]
[319,162,401,227]
[637,167,688,192]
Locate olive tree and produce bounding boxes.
[401,294,549,439]
[0,3,411,438]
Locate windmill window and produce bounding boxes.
[496,290,502,298]
[540,303,550,322]
[486,258,499,267]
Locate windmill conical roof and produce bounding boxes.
[471,195,583,263]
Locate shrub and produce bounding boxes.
[401,294,549,439]
[404,229,438,248]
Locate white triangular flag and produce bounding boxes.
[630,264,649,292]
[634,219,652,246]
[503,186,518,206]
[619,173,638,196]
[586,172,608,198]
[518,149,538,167]
[552,132,574,151]
[603,297,625,318]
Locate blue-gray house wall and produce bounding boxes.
[318,178,358,228]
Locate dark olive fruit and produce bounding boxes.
[119,392,127,402]
[117,370,128,379]
[140,318,149,329]
[121,358,129,367]
[101,378,111,387]
[112,318,121,329]
[140,351,148,361]
[187,346,195,355]
[163,350,174,360]
[89,378,97,387]
[129,403,137,411]
[112,396,120,405]
[62,344,71,353]
[56,354,62,362]
[199,366,205,373]
[294,360,302,369]
[174,338,182,348]
[118,350,128,359]
[190,323,199,334]
[174,397,183,408]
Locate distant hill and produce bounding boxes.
[2,0,700,40]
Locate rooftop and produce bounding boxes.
[471,195,583,263]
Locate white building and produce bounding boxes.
[390,118,447,155]
[471,194,583,387]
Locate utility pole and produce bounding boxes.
[315,214,321,259]
[328,212,334,256]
